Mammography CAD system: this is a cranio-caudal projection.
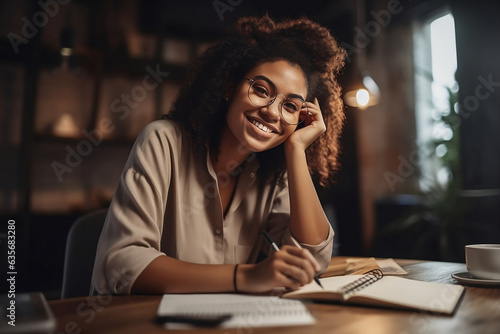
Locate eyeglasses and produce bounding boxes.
[243,76,309,125]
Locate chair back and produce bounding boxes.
[61,209,107,299]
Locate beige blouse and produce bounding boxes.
[92,120,334,294]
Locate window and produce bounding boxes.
[413,12,458,191]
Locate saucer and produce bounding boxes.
[451,272,500,286]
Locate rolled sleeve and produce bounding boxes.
[92,124,172,295]
[281,225,334,273]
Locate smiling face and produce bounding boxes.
[223,60,308,154]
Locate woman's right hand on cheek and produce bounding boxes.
[237,245,321,293]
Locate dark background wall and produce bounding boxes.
[453,0,500,243]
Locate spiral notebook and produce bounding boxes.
[157,293,315,329]
[283,269,465,315]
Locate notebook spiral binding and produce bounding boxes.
[338,269,384,297]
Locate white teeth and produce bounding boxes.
[251,119,272,133]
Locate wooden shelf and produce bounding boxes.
[34,134,136,146]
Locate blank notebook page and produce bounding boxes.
[354,276,464,313]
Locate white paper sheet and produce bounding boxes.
[157,293,315,329]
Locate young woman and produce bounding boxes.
[92,15,345,295]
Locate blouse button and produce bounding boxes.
[250,172,255,178]
[215,228,222,235]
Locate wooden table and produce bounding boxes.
[49,259,500,334]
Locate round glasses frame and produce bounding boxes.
[243,76,310,125]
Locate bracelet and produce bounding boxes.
[233,264,239,292]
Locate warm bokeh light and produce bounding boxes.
[356,89,370,107]
[343,74,380,108]
[60,47,73,57]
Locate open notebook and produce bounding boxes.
[157,293,315,329]
[283,269,465,315]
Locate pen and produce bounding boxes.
[262,230,324,289]
[156,314,232,327]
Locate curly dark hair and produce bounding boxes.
[165,15,346,188]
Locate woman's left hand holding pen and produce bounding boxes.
[234,245,321,293]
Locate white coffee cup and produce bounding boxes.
[465,244,500,280]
